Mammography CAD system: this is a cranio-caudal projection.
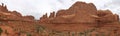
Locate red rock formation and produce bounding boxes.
[11,11,22,17]
[40,13,48,20]
[0,1,120,36]
[39,1,119,25]
[41,1,98,24]
[0,3,36,22]
[56,10,73,17]
[39,1,120,33]
[0,3,8,12]
[23,15,35,20]
[39,13,49,23]
[97,10,113,17]
[49,12,55,18]
[0,3,38,36]
[69,1,97,15]
[97,10,119,23]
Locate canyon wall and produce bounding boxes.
[0,1,120,36]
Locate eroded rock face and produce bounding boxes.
[97,10,113,17]
[11,11,22,17]
[49,12,55,18]
[40,1,98,24]
[97,10,119,24]
[39,1,120,32]
[69,1,97,15]
[39,1,119,24]
[39,13,49,23]
[0,3,36,36]
[0,3,8,12]
[23,15,35,20]
[40,13,48,20]
[0,4,35,22]
[56,10,73,17]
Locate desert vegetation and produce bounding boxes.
[0,28,3,35]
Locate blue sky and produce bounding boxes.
[0,0,120,19]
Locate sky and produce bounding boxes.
[0,0,120,19]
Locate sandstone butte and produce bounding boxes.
[0,1,120,36]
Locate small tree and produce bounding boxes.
[26,33,32,36]
[0,28,3,35]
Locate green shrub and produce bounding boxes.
[0,28,3,35]
[26,33,32,36]
[78,33,84,36]
[35,25,45,33]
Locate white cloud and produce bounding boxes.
[101,0,120,18]
[0,0,75,19]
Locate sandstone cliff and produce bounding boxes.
[39,1,119,25]
[0,1,120,36]
[39,2,120,35]
[0,3,37,36]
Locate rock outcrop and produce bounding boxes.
[0,3,8,12]
[11,11,22,17]
[49,12,55,18]
[0,4,35,22]
[39,2,119,24]
[0,3,37,36]
[23,15,35,21]
[97,10,119,24]
[39,1,120,32]
[40,2,99,24]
